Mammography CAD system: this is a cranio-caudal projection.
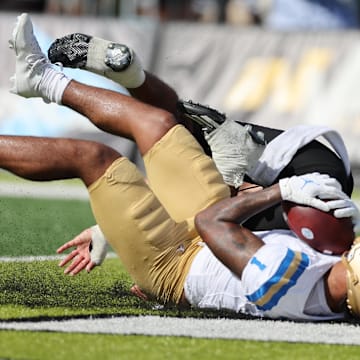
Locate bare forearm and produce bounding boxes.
[195,184,282,277]
[202,184,282,225]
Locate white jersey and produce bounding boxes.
[184,230,344,321]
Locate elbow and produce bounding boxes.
[195,209,216,241]
[194,211,206,235]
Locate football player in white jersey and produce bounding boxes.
[7,13,360,321]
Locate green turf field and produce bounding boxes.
[1,331,359,360]
[0,181,359,359]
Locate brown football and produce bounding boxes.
[282,200,355,255]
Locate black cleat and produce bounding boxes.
[177,100,265,145]
[48,33,133,73]
[48,33,92,68]
[177,100,226,133]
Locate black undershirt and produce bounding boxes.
[190,121,353,231]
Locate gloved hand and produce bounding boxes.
[327,198,360,233]
[279,173,347,212]
[205,119,265,188]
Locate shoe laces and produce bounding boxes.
[25,54,50,75]
[54,62,64,71]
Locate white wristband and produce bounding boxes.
[90,225,108,265]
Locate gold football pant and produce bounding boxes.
[88,125,230,303]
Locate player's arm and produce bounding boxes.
[195,184,281,278]
[195,173,349,278]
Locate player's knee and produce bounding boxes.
[156,110,177,133]
[78,141,120,185]
[87,142,120,168]
[137,110,177,154]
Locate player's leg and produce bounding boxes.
[64,80,231,222]
[143,125,230,222]
[0,135,118,187]
[61,78,229,220]
[48,33,180,115]
[87,155,202,303]
[65,81,230,222]
[10,14,230,222]
[9,13,176,156]
[0,133,197,303]
[62,80,177,155]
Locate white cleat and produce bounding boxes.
[9,13,51,100]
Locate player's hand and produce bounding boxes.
[327,197,360,233]
[279,173,347,212]
[130,284,149,301]
[57,227,98,275]
[205,120,265,188]
[87,225,108,265]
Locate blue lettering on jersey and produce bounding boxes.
[250,256,266,271]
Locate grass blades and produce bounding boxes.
[0,331,359,360]
[0,197,95,256]
[0,258,139,319]
[0,258,241,321]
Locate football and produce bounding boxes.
[282,200,355,255]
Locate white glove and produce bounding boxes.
[205,119,265,188]
[279,173,347,212]
[90,224,109,265]
[327,198,360,233]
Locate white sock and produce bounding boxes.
[87,37,145,88]
[39,65,71,104]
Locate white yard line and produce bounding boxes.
[0,255,63,262]
[0,253,117,263]
[1,316,360,344]
[0,181,88,200]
